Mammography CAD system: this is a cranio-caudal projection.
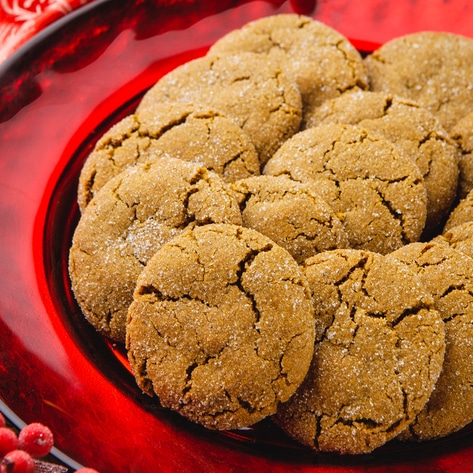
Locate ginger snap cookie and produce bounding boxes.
[450,111,473,200]
[230,175,349,263]
[274,249,445,454]
[263,124,427,254]
[443,189,473,232]
[77,103,260,211]
[365,32,473,131]
[69,158,242,343]
[433,221,473,260]
[136,51,302,166]
[391,242,473,441]
[304,91,459,235]
[207,14,368,124]
[126,223,316,430]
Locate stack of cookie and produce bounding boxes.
[69,14,473,455]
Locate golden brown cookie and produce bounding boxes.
[69,158,242,343]
[365,32,473,131]
[207,14,368,124]
[391,242,473,441]
[137,51,302,166]
[126,223,315,430]
[304,91,459,235]
[450,111,473,200]
[230,175,349,263]
[77,103,260,211]
[274,249,445,454]
[433,221,473,260]
[263,124,427,254]
[443,189,473,232]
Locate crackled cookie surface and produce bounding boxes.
[450,111,473,200]
[137,52,302,165]
[126,223,315,430]
[78,103,260,211]
[69,158,242,343]
[263,124,427,254]
[391,242,473,441]
[274,249,445,454]
[207,14,367,123]
[434,221,473,260]
[443,190,473,232]
[304,91,458,234]
[365,32,473,131]
[230,175,349,263]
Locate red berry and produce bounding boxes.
[2,449,35,473]
[75,469,101,473]
[0,427,18,456]
[18,423,54,458]
[0,413,6,428]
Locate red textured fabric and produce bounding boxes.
[0,0,95,63]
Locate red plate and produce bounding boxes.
[1,1,473,472]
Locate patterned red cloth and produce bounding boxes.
[0,0,94,63]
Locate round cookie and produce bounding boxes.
[304,90,459,235]
[137,51,302,166]
[443,189,473,232]
[230,175,349,263]
[69,158,242,343]
[207,14,368,124]
[391,242,473,441]
[274,249,445,455]
[433,221,473,260]
[78,103,260,211]
[126,223,316,430]
[450,111,473,200]
[365,32,473,131]
[263,124,427,254]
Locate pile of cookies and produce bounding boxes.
[68,14,473,455]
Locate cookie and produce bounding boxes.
[304,90,459,235]
[274,249,445,454]
[126,223,316,430]
[391,242,473,441]
[450,111,473,200]
[137,52,302,166]
[77,103,260,211]
[365,32,473,131]
[433,221,473,260]
[443,189,473,232]
[263,124,427,254]
[207,14,368,124]
[69,158,242,343]
[230,175,349,263]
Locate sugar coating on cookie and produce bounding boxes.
[208,14,367,123]
[136,52,302,165]
[78,103,260,211]
[434,221,473,260]
[69,158,242,343]
[450,111,473,200]
[126,223,315,430]
[443,189,473,232]
[274,249,445,454]
[391,242,473,441]
[263,124,427,254]
[365,32,473,131]
[304,90,459,234]
[230,175,349,263]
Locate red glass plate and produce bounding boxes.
[1,1,473,472]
